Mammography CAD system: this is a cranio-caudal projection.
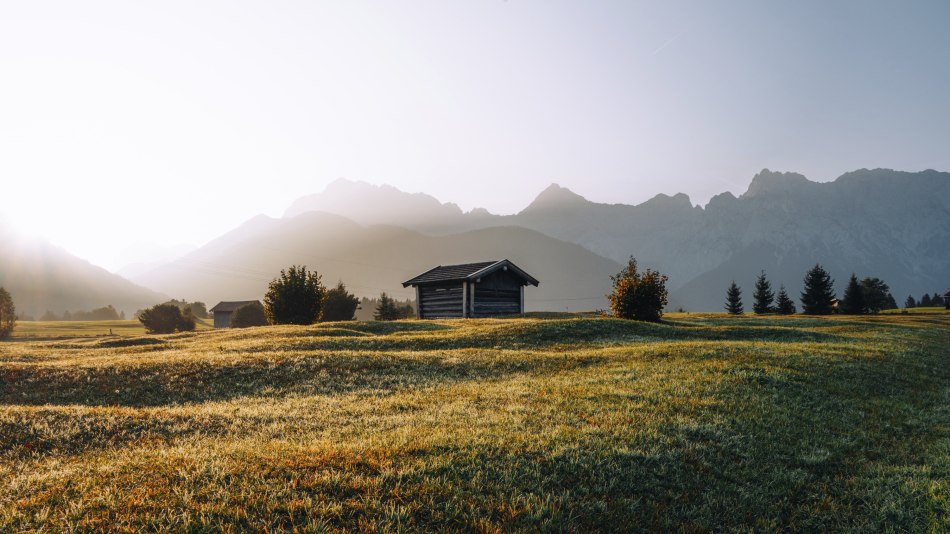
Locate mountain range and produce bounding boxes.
[4,168,947,316]
[136,168,950,312]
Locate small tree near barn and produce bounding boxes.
[607,257,668,322]
[0,287,16,340]
[264,265,326,325]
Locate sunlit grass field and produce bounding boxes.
[1,314,947,531]
[11,318,213,339]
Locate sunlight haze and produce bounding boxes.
[1,0,948,270]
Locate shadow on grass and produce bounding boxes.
[0,351,607,408]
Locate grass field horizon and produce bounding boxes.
[2,314,947,531]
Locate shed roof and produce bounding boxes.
[403,260,539,287]
[210,300,260,313]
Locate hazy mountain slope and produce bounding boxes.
[133,212,621,312]
[281,170,950,310]
[0,228,167,318]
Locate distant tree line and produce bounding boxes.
[904,292,948,309]
[723,264,902,316]
[40,305,126,321]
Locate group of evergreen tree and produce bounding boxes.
[904,292,948,308]
[724,270,796,315]
[725,264,897,316]
[839,274,896,314]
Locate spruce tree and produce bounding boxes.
[839,273,866,314]
[752,270,775,314]
[885,293,898,311]
[775,285,796,314]
[920,293,932,307]
[724,281,743,315]
[374,292,401,321]
[800,264,836,315]
[905,295,916,308]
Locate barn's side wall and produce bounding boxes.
[419,283,464,318]
[472,270,522,317]
[214,312,232,328]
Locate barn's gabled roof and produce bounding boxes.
[210,300,260,313]
[943,288,950,298]
[403,260,539,287]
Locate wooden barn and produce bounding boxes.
[943,289,950,309]
[403,260,539,319]
[210,300,261,328]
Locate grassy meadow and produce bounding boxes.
[1,313,947,531]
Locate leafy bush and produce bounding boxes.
[231,302,268,328]
[607,257,668,322]
[139,303,195,334]
[264,265,326,325]
[0,287,15,339]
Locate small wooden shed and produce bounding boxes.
[402,260,539,319]
[210,300,261,328]
[943,289,950,309]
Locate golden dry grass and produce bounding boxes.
[1,314,947,532]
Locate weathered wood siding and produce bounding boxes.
[214,312,231,328]
[419,283,464,318]
[473,270,522,317]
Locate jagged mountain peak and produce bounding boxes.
[742,169,811,198]
[521,183,589,213]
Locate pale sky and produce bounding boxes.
[2,1,949,271]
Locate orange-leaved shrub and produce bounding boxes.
[607,257,668,322]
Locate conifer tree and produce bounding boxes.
[885,293,898,311]
[752,270,775,314]
[839,273,866,314]
[724,281,743,315]
[920,293,932,307]
[905,295,916,308]
[800,264,835,315]
[775,285,796,314]
[374,292,402,321]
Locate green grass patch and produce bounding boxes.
[0,314,947,531]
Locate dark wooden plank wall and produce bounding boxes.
[473,270,522,317]
[419,283,464,318]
